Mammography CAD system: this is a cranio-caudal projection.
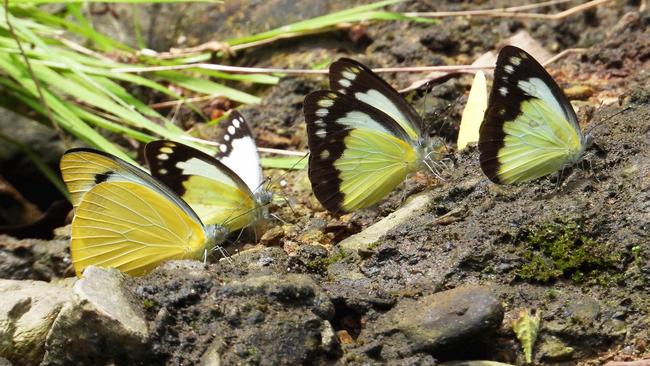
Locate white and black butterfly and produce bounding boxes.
[304,58,443,214]
[479,46,592,184]
[145,111,271,232]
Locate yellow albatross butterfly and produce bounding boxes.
[61,148,227,277]
[457,70,487,150]
[304,58,440,214]
[145,135,269,233]
[479,46,591,184]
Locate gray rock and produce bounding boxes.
[339,192,434,253]
[538,336,575,362]
[357,285,504,359]
[0,236,71,281]
[0,279,74,365]
[42,267,150,365]
[199,274,340,365]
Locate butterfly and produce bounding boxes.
[145,111,271,233]
[479,46,592,184]
[60,148,227,277]
[303,58,441,214]
[457,70,488,150]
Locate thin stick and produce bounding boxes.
[405,0,614,20]
[114,46,586,77]
[178,135,308,157]
[258,147,307,156]
[542,47,587,66]
[149,95,214,109]
[3,0,67,146]
[112,63,490,75]
[57,36,114,63]
[604,360,650,366]
[404,0,575,17]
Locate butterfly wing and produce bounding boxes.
[213,111,264,193]
[145,140,259,232]
[60,148,192,212]
[304,90,422,213]
[329,58,424,141]
[479,46,586,184]
[457,71,488,150]
[71,181,208,277]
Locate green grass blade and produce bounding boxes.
[156,70,261,104]
[261,156,308,170]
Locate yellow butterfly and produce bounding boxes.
[457,71,487,150]
[60,148,227,277]
[304,58,442,213]
[479,46,591,184]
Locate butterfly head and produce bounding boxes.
[254,189,274,207]
[253,189,273,221]
[583,133,594,150]
[204,224,229,251]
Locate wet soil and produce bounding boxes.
[1,0,648,365]
[133,1,649,364]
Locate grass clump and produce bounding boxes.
[516,221,622,284]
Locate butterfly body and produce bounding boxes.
[304,59,439,213]
[60,148,227,277]
[479,46,590,184]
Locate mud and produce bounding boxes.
[1,0,649,365]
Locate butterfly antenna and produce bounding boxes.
[270,213,288,226]
[281,194,297,217]
[585,105,632,136]
[211,245,233,263]
[267,152,310,189]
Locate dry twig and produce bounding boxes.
[405,0,615,20]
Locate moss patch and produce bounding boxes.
[304,249,348,274]
[516,222,622,284]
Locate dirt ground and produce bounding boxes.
[1,1,648,365]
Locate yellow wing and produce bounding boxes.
[495,98,584,183]
[178,175,258,232]
[145,140,260,232]
[60,148,151,208]
[458,71,487,150]
[71,181,208,277]
[334,128,421,212]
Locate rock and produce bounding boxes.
[42,267,150,365]
[0,279,74,364]
[224,246,292,275]
[420,27,458,53]
[357,285,504,360]
[337,330,354,345]
[320,320,340,355]
[0,235,72,281]
[563,85,594,100]
[199,340,221,366]
[339,192,434,253]
[538,336,575,361]
[442,361,516,366]
[198,274,340,365]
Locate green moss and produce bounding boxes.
[304,249,348,273]
[516,222,621,284]
[366,241,380,250]
[143,298,156,309]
